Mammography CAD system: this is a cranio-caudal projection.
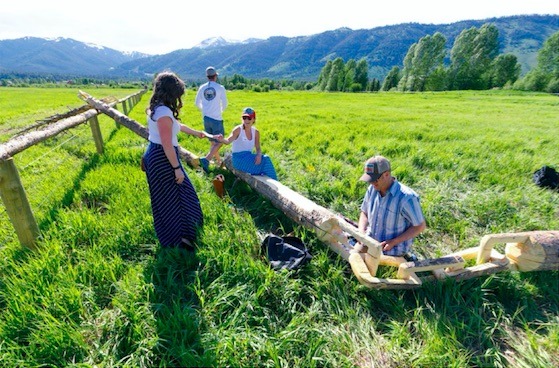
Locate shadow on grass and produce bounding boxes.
[144,245,216,367]
[216,168,296,236]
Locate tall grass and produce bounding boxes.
[0,89,557,367]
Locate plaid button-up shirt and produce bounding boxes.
[361,179,425,256]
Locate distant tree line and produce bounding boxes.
[0,73,147,89]
[316,24,559,93]
[192,74,315,92]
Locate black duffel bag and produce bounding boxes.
[261,234,312,270]
[533,165,559,190]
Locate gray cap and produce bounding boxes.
[360,156,391,182]
[206,66,218,77]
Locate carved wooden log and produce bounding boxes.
[397,256,465,279]
[504,231,559,271]
[78,91,199,167]
[348,252,421,289]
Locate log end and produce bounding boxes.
[505,231,559,272]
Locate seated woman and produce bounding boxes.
[220,107,278,180]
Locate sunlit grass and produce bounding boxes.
[0,89,557,367]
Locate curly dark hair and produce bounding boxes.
[147,71,185,120]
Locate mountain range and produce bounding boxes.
[1,14,558,82]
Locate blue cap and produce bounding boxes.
[242,107,256,119]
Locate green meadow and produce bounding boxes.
[0,87,558,367]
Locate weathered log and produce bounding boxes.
[0,109,100,160]
[78,91,199,167]
[1,91,145,161]
[220,157,433,289]
[222,157,382,255]
[78,90,148,139]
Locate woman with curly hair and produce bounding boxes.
[143,71,219,249]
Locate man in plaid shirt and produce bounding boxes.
[357,155,426,257]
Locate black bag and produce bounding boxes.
[261,235,312,270]
[533,165,559,189]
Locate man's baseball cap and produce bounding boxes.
[206,66,218,77]
[360,156,391,182]
[242,107,256,119]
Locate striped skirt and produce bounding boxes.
[232,151,278,180]
[143,142,203,247]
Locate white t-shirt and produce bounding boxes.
[195,81,228,120]
[147,105,180,146]
[232,125,255,153]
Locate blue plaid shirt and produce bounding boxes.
[360,179,425,256]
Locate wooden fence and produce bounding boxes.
[0,89,147,250]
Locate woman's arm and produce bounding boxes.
[220,126,241,144]
[158,116,185,184]
[179,123,206,138]
[254,129,262,164]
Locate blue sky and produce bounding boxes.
[1,0,557,54]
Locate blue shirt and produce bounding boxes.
[360,179,425,256]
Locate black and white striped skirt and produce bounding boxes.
[144,142,203,247]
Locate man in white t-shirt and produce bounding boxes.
[195,66,228,171]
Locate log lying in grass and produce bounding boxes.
[222,157,429,289]
[221,158,559,287]
[77,91,200,167]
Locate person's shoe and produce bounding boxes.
[180,238,196,252]
[199,157,210,173]
[403,252,418,262]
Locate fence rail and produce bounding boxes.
[0,89,147,249]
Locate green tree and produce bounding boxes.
[343,59,357,92]
[326,57,345,92]
[317,60,333,91]
[515,31,559,92]
[381,66,401,91]
[449,24,499,90]
[537,31,559,76]
[424,66,448,91]
[354,58,369,91]
[399,32,446,91]
[368,78,381,92]
[536,31,559,92]
[490,54,521,88]
[398,43,416,91]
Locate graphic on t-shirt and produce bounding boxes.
[204,87,217,101]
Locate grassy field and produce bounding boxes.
[0,87,558,367]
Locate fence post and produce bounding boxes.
[113,105,121,129]
[0,157,40,250]
[122,101,129,115]
[88,115,104,154]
